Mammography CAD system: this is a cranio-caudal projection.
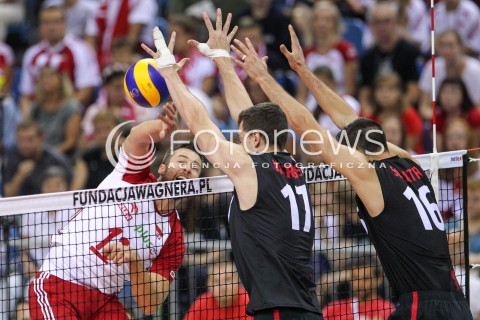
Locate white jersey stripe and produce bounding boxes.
[33,273,51,320]
[40,273,56,320]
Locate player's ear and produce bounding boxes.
[158,164,166,178]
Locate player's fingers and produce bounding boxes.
[232,39,250,56]
[262,56,269,67]
[203,12,214,33]
[288,25,301,49]
[230,45,246,63]
[187,39,200,49]
[215,8,222,30]
[223,12,232,33]
[245,37,256,54]
[226,26,238,44]
[141,43,159,58]
[176,58,190,70]
[231,56,243,67]
[279,44,291,57]
[167,31,177,52]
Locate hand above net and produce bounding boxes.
[187,8,238,59]
[141,27,189,71]
[230,37,269,82]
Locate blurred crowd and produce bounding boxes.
[0,0,479,319]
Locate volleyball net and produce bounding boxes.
[0,150,470,319]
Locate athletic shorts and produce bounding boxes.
[29,272,129,320]
[253,308,323,320]
[388,291,473,320]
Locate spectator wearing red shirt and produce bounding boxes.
[322,257,395,320]
[364,71,424,154]
[183,258,252,320]
[436,78,480,149]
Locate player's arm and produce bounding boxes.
[103,243,170,315]
[188,9,253,123]
[121,102,177,158]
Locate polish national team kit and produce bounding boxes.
[29,149,184,318]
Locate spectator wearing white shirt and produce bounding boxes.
[434,0,480,56]
[419,30,480,120]
[19,5,100,117]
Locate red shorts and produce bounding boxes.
[28,272,129,320]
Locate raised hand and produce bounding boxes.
[188,8,238,58]
[279,25,307,72]
[230,37,269,81]
[158,101,178,139]
[141,28,189,72]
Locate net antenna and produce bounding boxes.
[429,0,440,201]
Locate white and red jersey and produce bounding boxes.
[19,34,101,96]
[176,49,217,92]
[304,41,357,94]
[85,0,158,67]
[434,0,480,53]
[40,149,185,295]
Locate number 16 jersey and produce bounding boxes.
[356,156,459,297]
[228,152,322,316]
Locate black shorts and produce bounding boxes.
[253,308,323,320]
[388,291,473,320]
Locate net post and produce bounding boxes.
[463,154,470,303]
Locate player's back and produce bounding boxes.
[228,152,321,315]
[356,156,459,296]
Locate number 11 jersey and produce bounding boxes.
[228,152,322,316]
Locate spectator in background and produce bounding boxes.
[169,15,217,95]
[110,37,139,67]
[43,0,97,38]
[85,0,158,68]
[72,111,123,190]
[297,1,358,103]
[468,179,480,261]
[379,113,414,154]
[30,64,82,157]
[322,256,395,320]
[396,0,429,50]
[434,0,480,56]
[183,256,252,320]
[81,66,154,144]
[365,71,423,154]
[419,30,480,120]
[235,0,292,73]
[305,66,360,137]
[167,0,249,20]
[19,5,100,116]
[0,0,24,42]
[359,1,421,115]
[0,41,20,152]
[15,299,31,320]
[3,120,72,197]
[435,78,480,148]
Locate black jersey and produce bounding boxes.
[228,152,322,316]
[356,156,460,297]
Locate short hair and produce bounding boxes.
[42,165,68,181]
[237,102,289,150]
[336,118,389,155]
[162,141,202,165]
[313,1,344,35]
[438,29,464,48]
[40,4,65,20]
[313,66,335,82]
[348,255,382,277]
[367,1,399,23]
[16,119,43,135]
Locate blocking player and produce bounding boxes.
[28,103,203,318]
[232,25,473,319]
[142,9,323,319]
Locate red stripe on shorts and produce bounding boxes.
[411,291,418,320]
[274,309,280,320]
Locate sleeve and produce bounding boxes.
[19,49,36,95]
[468,108,480,129]
[71,40,101,88]
[1,43,15,66]
[149,219,186,282]
[338,41,358,63]
[321,304,337,320]
[418,60,432,92]
[402,107,423,135]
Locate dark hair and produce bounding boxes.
[162,141,202,165]
[336,118,389,154]
[237,102,289,150]
[437,78,473,113]
[238,16,262,31]
[348,255,382,278]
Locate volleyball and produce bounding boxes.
[124,58,170,108]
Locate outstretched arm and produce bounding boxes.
[188,9,252,123]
